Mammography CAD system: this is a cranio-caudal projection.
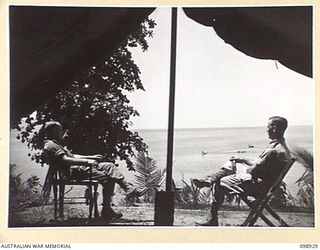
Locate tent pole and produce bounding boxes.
[154,7,177,226]
[166,7,177,193]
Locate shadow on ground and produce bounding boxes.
[8,204,315,227]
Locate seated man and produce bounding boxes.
[43,121,146,223]
[194,116,291,226]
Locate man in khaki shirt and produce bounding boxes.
[44,121,146,223]
[193,116,291,226]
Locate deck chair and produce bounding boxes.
[52,164,99,220]
[224,158,296,227]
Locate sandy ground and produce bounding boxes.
[9,203,314,228]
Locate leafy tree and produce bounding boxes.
[133,152,166,202]
[15,18,156,170]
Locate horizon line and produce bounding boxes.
[131,123,313,131]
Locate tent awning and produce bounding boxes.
[10,6,312,125]
[10,6,155,125]
[184,7,312,78]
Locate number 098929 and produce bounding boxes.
[300,244,318,248]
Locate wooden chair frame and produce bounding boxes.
[225,158,296,227]
[52,165,99,220]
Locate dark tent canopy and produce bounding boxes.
[10,6,312,125]
[184,7,312,78]
[10,6,155,125]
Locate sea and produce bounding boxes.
[9,125,313,197]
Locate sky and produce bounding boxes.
[127,8,314,130]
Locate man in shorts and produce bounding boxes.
[43,121,146,223]
[193,116,291,226]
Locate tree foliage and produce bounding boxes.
[15,18,156,170]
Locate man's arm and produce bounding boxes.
[44,140,100,165]
[73,154,103,161]
[246,163,257,174]
[62,155,97,166]
[230,156,255,166]
[240,158,255,166]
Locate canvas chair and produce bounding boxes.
[51,164,99,220]
[223,158,296,227]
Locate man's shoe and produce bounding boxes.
[101,207,123,223]
[125,184,147,199]
[195,219,218,226]
[192,179,211,188]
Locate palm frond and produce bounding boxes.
[133,152,165,202]
[291,146,314,208]
[157,169,166,188]
[291,146,313,171]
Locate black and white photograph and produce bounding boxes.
[8,5,314,229]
